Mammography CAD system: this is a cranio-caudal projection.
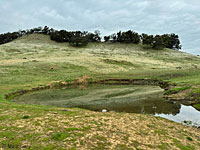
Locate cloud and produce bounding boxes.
[0,0,200,54]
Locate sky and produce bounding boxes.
[0,0,200,54]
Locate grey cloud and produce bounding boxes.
[0,0,200,54]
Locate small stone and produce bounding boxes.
[102,109,107,112]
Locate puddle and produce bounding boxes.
[11,84,200,127]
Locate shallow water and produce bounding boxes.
[156,104,200,127]
[12,84,200,127]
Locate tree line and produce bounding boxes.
[104,31,181,50]
[0,26,101,47]
[0,26,181,49]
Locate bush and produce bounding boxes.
[22,115,30,119]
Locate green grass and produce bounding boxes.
[191,88,200,94]
[173,139,195,150]
[51,132,71,141]
[102,59,139,67]
[165,87,191,95]
[193,104,200,110]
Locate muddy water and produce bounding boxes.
[11,84,200,127]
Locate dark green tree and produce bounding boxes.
[141,33,154,46]
[111,33,117,42]
[153,35,165,49]
[104,36,110,42]
[170,33,181,50]
[42,26,50,35]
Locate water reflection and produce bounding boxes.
[75,98,181,115]
[155,105,200,127]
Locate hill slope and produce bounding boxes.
[1,34,200,98]
[0,34,200,149]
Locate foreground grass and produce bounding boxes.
[0,102,199,150]
[0,34,200,149]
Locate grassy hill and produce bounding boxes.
[0,34,200,149]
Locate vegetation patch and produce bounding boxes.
[193,104,200,110]
[190,88,200,97]
[173,139,195,150]
[164,86,191,95]
[51,132,71,141]
[187,137,193,141]
[22,115,30,119]
[102,59,135,67]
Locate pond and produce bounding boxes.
[11,84,200,127]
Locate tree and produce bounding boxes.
[141,33,154,46]
[69,31,89,47]
[104,36,110,42]
[94,30,101,42]
[42,26,50,35]
[115,30,140,44]
[87,30,101,42]
[117,31,122,42]
[161,34,181,50]
[153,35,165,49]
[170,33,181,50]
[50,30,72,42]
[131,31,140,44]
[111,33,117,42]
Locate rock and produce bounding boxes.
[102,109,107,112]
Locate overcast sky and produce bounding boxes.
[0,0,200,54]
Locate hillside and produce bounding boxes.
[0,34,200,149]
